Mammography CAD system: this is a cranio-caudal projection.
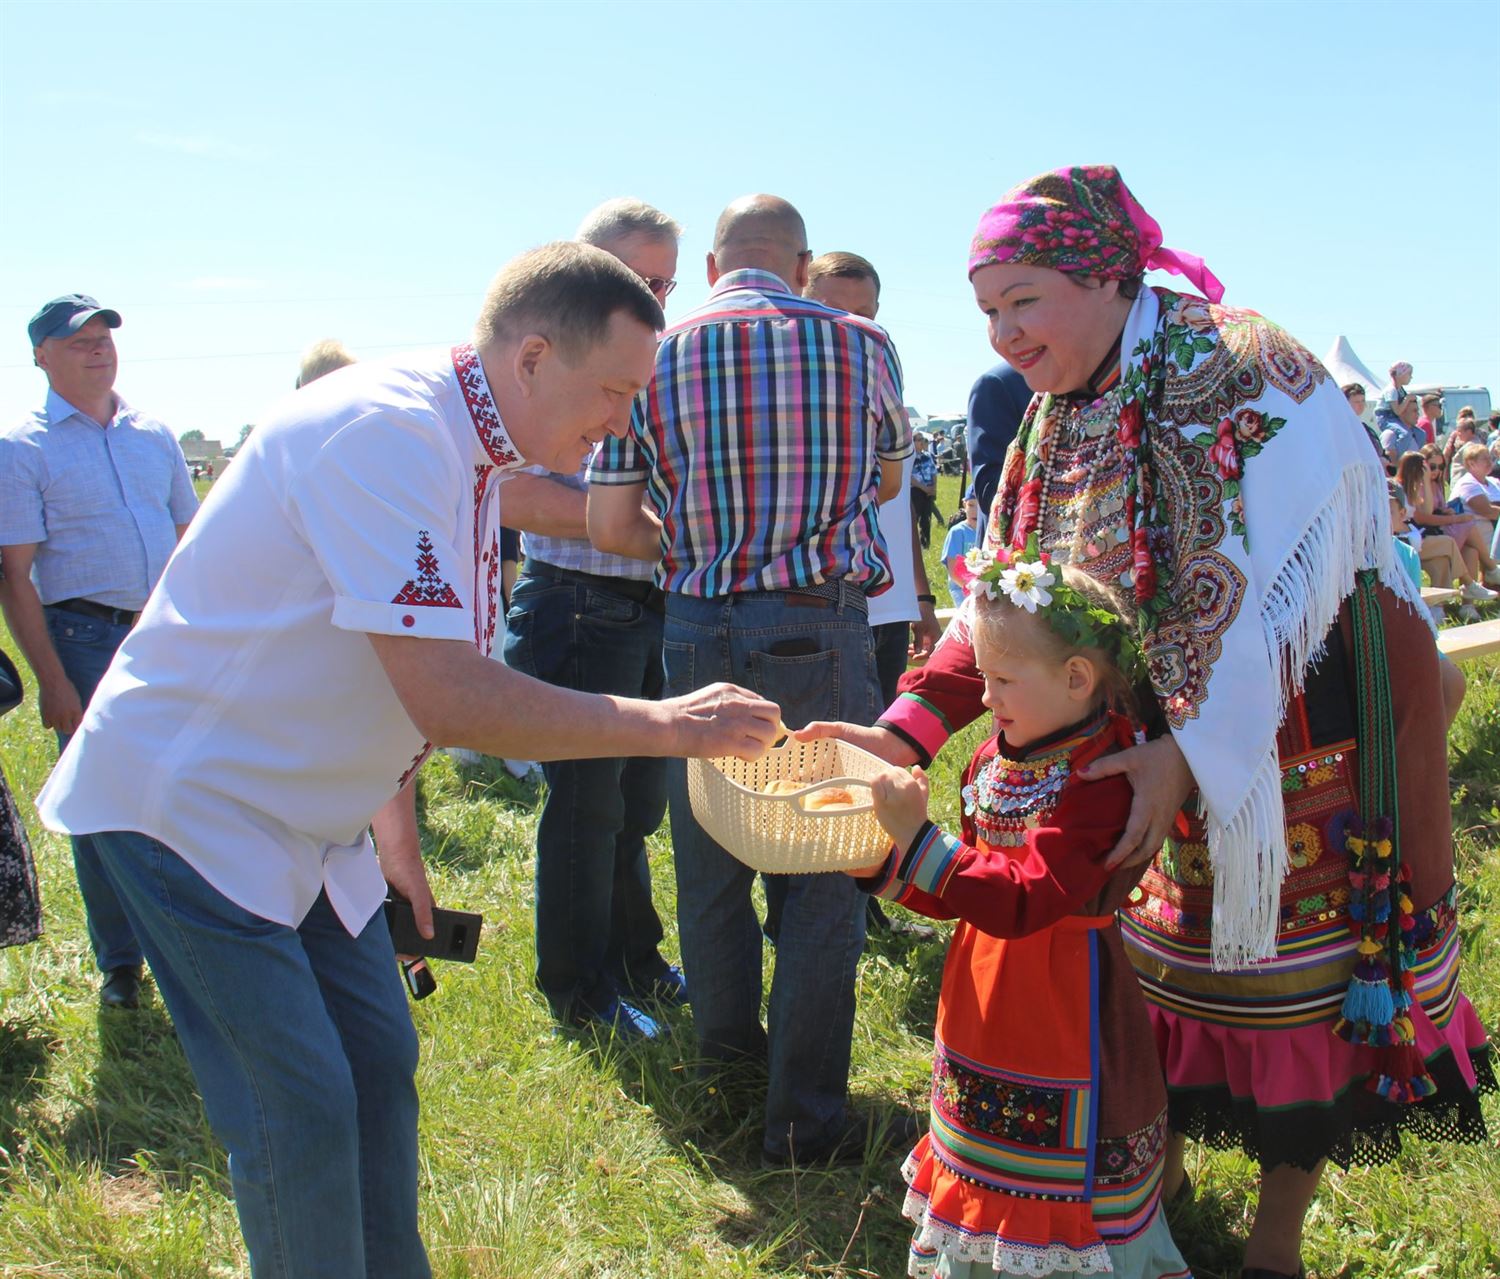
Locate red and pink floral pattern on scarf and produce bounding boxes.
[968,164,1225,303]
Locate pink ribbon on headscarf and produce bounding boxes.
[969,164,1225,304]
[1143,245,1224,303]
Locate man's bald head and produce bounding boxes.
[709,194,809,287]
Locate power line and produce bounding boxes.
[0,340,447,370]
[0,291,480,311]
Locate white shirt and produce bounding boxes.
[1451,470,1500,513]
[866,455,919,627]
[37,345,523,935]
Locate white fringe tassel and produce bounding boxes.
[1207,460,1426,971]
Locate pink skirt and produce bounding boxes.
[1141,894,1494,1170]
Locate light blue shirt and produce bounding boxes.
[939,520,979,607]
[1379,422,1426,460]
[0,389,199,609]
[519,449,655,581]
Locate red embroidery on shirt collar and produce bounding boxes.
[451,343,521,469]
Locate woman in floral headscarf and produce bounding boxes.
[807,166,1492,1279]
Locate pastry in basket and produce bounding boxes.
[761,778,806,796]
[802,786,856,811]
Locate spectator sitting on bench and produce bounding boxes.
[1451,442,1500,563]
[1394,454,1495,609]
[1388,483,1467,729]
[1408,445,1500,588]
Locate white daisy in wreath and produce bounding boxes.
[963,546,1000,599]
[998,560,1055,613]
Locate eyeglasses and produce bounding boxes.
[642,277,677,300]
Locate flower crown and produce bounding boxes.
[961,534,1147,684]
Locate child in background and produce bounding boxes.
[860,547,1189,1279]
[1387,484,1424,597]
[1388,487,1468,727]
[940,487,981,607]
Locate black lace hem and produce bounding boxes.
[1166,1044,1495,1173]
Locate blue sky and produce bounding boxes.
[2,0,1497,441]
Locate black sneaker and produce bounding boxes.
[761,1108,920,1170]
[100,965,142,1010]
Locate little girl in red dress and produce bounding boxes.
[864,554,1190,1278]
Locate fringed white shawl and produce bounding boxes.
[992,288,1427,969]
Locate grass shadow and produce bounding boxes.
[1163,1182,1248,1279]
[0,1014,54,1160]
[415,752,545,875]
[865,920,947,1043]
[59,995,223,1188]
[587,1019,919,1277]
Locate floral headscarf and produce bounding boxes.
[968,164,1225,304]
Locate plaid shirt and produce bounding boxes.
[516,453,654,581]
[590,269,911,598]
[911,449,937,487]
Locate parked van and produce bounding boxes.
[1407,384,1492,432]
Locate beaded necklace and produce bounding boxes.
[1034,386,1132,582]
[964,714,1111,846]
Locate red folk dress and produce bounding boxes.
[865,712,1188,1278]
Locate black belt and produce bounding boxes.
[527,560,665,613]
[48,597,138,626]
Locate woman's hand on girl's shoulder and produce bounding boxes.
[1076,735,1195,870]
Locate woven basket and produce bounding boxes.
[687,737,894,874]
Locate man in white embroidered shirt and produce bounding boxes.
[36,243,778,1279]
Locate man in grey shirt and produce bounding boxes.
[0,294,198,1008]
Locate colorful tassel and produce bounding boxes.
[1338,573,1432,1107]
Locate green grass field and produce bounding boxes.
[1,474,1497,1277]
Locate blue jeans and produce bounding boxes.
[662,584,876,1158]
[89,829,428,1279]
[45,605,143,972]
[503,565,669,1019]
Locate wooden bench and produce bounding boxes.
[1437,618,1500,662]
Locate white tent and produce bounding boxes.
[1323,336,1385,396]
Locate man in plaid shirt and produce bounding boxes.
[589,194,912,1167]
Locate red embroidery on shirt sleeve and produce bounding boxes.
[392,530,463,608]
[396,742,434,790]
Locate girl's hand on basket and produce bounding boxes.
[871,765,929,853]
[794,721,920,767]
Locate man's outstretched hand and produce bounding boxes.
[665,682,781,760]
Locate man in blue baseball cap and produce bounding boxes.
[0,293,198,1009]
[26,293,123,348]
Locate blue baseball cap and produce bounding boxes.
[28,294,122,347]
[964,483,976,499]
